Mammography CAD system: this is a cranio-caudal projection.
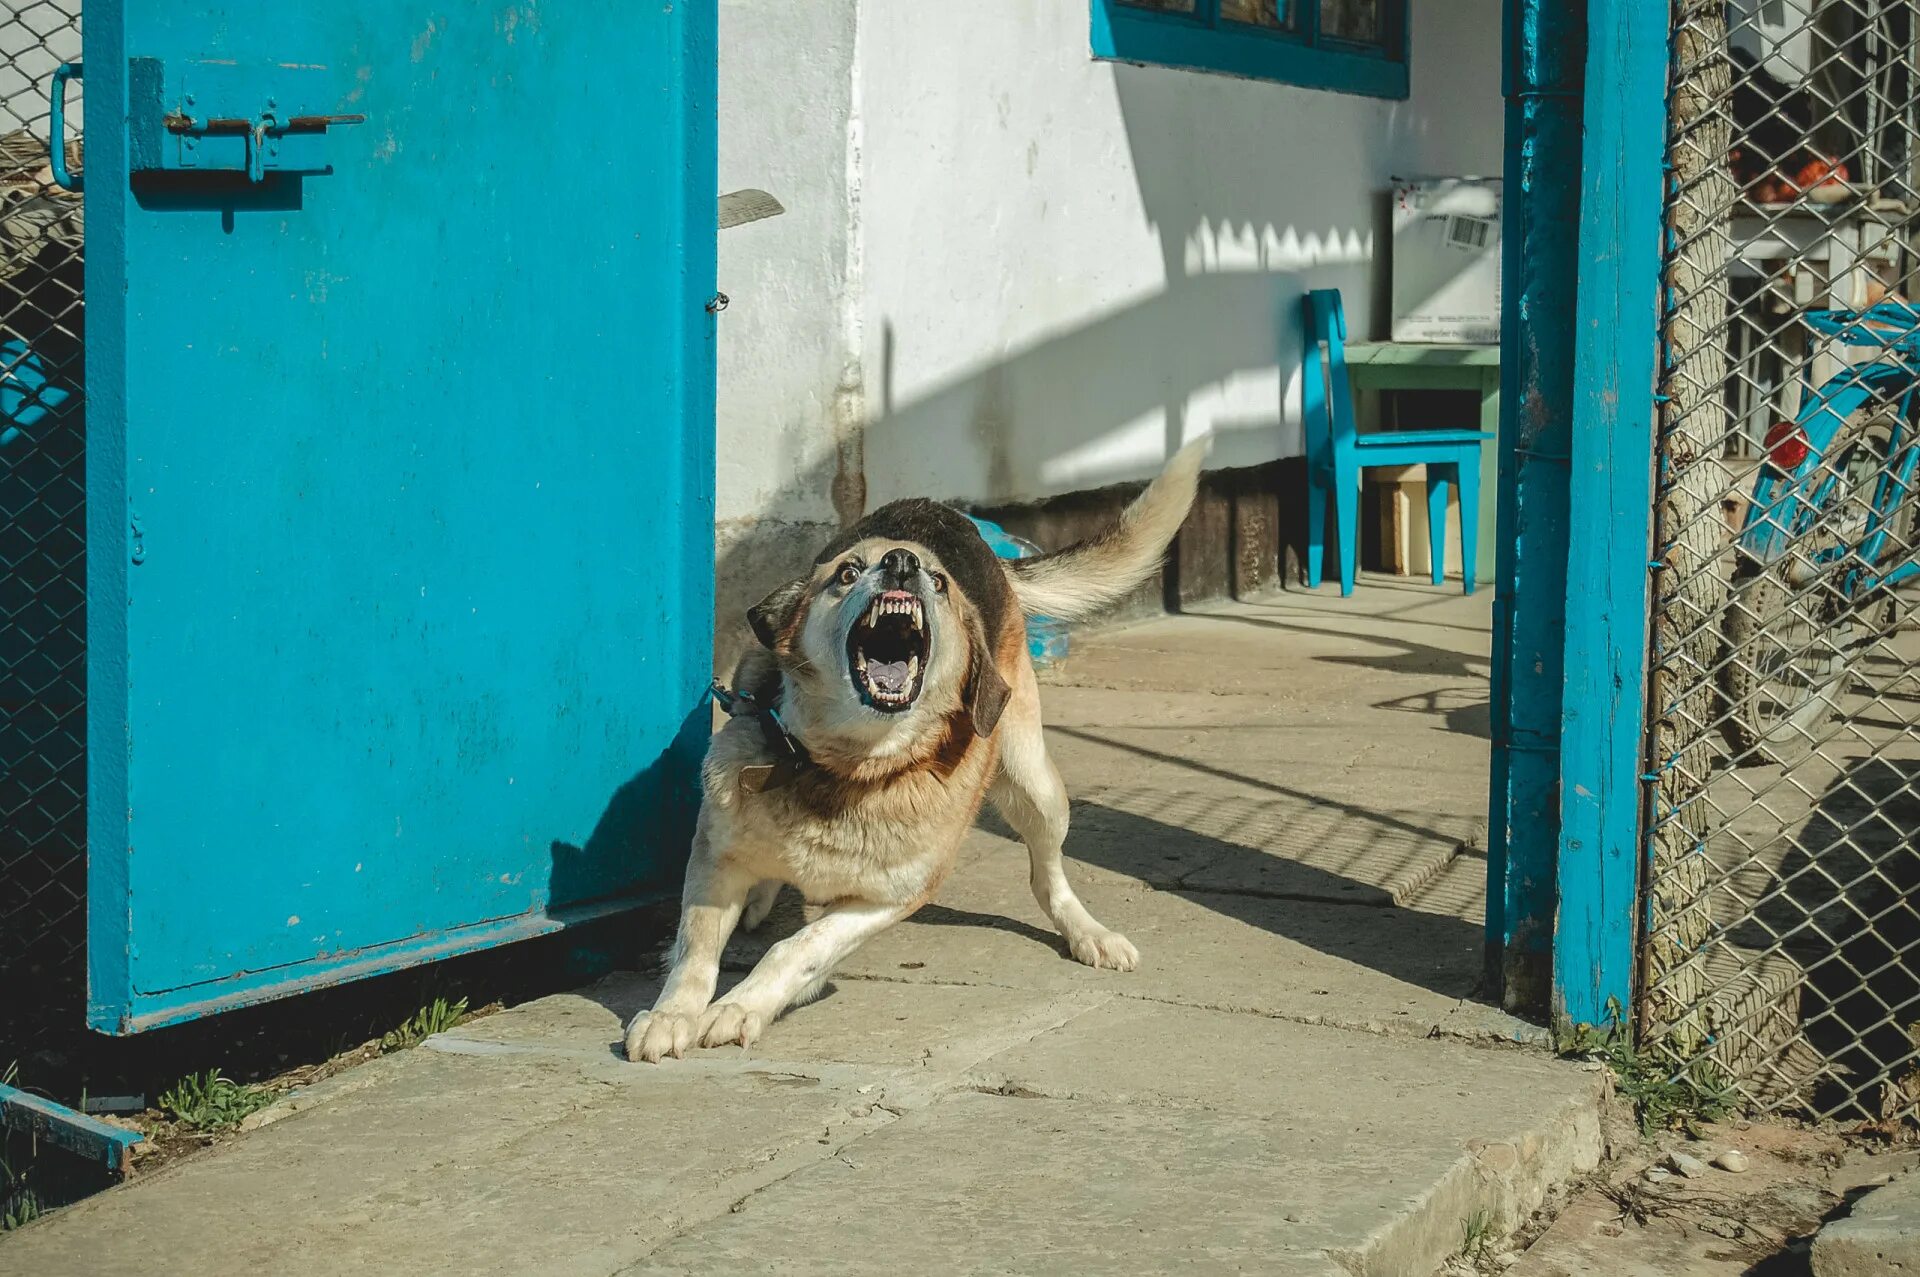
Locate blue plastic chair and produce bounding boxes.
[1302,289,1491,596]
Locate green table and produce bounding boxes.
[1343,342,1500,583]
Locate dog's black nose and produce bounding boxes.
[880,548,920,582]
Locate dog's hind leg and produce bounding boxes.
[740,879,782,932]
[697,900,910,1049]
[625,826,755,1063]
[989,684,1139,972]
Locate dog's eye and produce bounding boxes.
[930,572,947,593]
[837,562,860,587]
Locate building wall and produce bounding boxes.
[714,0,1503,664]
[713,0,862,663]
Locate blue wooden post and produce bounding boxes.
[1554,0,1667,1032]
[1486,0,1586,1014]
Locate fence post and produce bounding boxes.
[1554,0,1667,1034]
[1486,0,1588,1015]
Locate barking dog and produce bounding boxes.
[624,441,1207,1062]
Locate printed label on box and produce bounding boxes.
[1392,179,1503,344]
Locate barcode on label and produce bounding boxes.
[1445,215,1493,250]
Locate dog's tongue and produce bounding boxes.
[868,660,911,693]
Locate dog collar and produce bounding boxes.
[710,679,813,793]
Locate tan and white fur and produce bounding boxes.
[624,439,1208,1062]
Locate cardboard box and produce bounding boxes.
[1369,465,1464,579]
[1391,179,1502,344]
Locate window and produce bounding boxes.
[1092,0,1409,100]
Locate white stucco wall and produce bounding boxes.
[711,0,1503,656]
[855,0,1505,506]
[714,0,861,530]
[712,0,865,660]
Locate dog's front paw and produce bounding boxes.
[624,1010,700,1063]
[698,1001,768,1049]
[1068,927,1139,972]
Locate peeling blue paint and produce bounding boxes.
[1487,0,1586,1014]
[1555,0,1664,1029]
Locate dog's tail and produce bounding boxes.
[1003,438,1209,622]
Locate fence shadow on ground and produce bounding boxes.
[1733,755,1920,1118]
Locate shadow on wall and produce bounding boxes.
[713,58,1474,673]
[546,703,710,916]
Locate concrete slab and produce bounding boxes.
[732,839,1539,1046]
[629,1094,1365,1277]
[2,594,1579,1276]
[442,971,1110,1079]
[1,1045,877,1277]
[1064,783,1478,907]
[630,1002,1600,1277]
[1814,1168,1920,1277]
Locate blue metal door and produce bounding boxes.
[80,2,715,1032]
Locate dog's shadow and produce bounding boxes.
[587,787,1489,1063]
[583,856,1069,1059]
[736,871,1067,955]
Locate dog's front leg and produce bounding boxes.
[624,845,755,1063]
[697,900,909,1049]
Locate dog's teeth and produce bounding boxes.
[867,600,881,628]
[911,599,923,627]
[906,655,918,682]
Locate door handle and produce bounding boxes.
[49,62,80,192]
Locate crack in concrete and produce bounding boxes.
[601,993,1117,1273]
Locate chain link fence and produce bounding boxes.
[0,0,84,1059]
[1645,0,1920,1127]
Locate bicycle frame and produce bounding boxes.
[1739,306,1920,597]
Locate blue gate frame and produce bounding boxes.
[1488,0,1666,1034]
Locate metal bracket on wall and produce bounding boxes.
[718,188,784,230]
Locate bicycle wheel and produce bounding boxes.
[1720,568,1863,763]
[1719,416,1894,763]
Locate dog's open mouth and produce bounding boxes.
[848,589,929,712]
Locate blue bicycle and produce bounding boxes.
[1721,303,1920,761]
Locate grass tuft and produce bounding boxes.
[381,996,468,1052]
[158,1071,274,1131]
[1460,1208,1496,1261]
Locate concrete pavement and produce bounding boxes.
[3,582,1607,1276]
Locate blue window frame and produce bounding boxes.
[1091,0,1409,100]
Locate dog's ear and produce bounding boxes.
[748,577,808,651]
[964,652,1011,736]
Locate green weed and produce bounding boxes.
[1,1184,39,1231]
[381,996,468,1052]
[158,1071,274,1131]
[1558,1002,1735,1137]
[1460,1209,1496,1261]
[1,1066,39,1231]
